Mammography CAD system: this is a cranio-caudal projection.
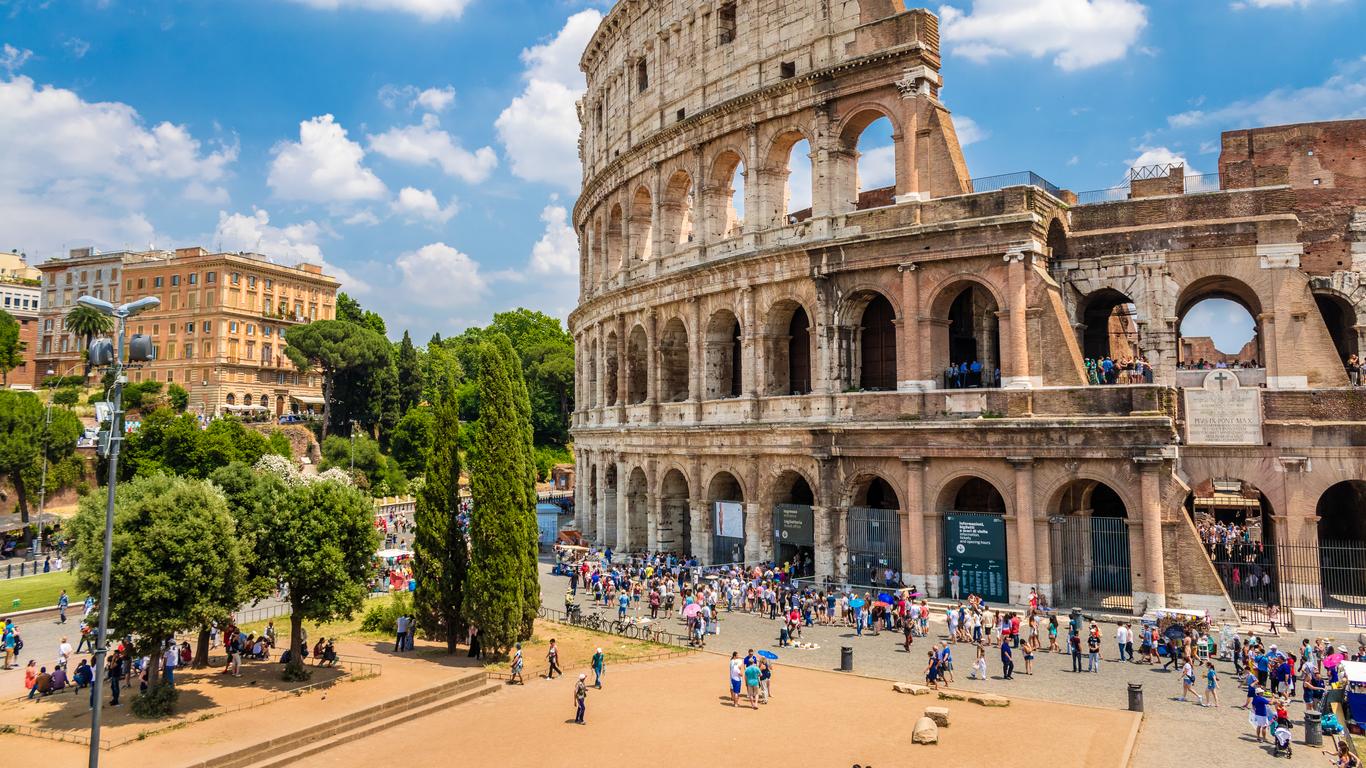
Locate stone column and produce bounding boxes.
[1003,250,1033,388]
[690,499,711,565]
[646,310,659,421]
[693,145,707,254]
[650,162,663,265]
[813,276,836,417]
[901,456,927,590]
[615,314,627,421]
[744,123,760,236]
[689,297,703,422]
[573,448,587,532]
[595,322,607,419]
[1009,457,1037,603]
[833,507,850,582]
[1135,457,1167,609]
[615,458,629,550]
[647,462,660,553]
[742,286,759,420]
[1260,312,1284,388]
[813,505,835,582]
[595,459,609,546]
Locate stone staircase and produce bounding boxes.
[186,669,498,768]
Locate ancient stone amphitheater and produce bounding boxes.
[568,0,1366,627]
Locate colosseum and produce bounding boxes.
[567,0,1366,628]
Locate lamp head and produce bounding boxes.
[119,296,160,317]
[76,295,115,315]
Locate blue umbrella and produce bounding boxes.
[849,598,866,609]
[878,593,894,604]
[757,650,779,660]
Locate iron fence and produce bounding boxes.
[1204,539,1366,628]
[1049,516,1134,612]
[968,171,1063,197]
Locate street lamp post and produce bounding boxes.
[77,294,159,768]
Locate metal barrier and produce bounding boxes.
[1,557,76,580]
[967,171,1063,197]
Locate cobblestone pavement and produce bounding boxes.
[540,565,1333,766]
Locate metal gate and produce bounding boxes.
[1049,515,1133,612]
[847,506,901,585]
[1208,539,1366,628]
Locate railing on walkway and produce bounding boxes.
[536,605,691,648]
[968,171,1063,197]
[0,557,75,581]
[1074,172,1225,206]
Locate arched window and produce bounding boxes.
[706,150,746,240]
[859,294,897,391]
[605,204,624,275]
[604,331,619,405]
[628,186,653,263]
[658,318,690,402]
[660,170,695,250]
[705,310,743,400]
[837,111,897,212]
[1177,277,1262,369]
[933,282,1001,389]
[626,324,648,405]
[763,300,812,396]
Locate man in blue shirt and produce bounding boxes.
[617,591,630,619]
[1000,637,1014,679]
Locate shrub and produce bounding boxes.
[51,388,80,406]
[167,383,189,412]
[131,683,179,718]
[42,375,85,388]
[360,591,413,635]
[266,430,292,458]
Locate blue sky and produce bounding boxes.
[1,0,1363,344]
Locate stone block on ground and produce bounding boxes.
[937,690,967,701]
[893,682,932,695]
[924,706,950,726]
[968,693,1010,707]
[912,716,939,744]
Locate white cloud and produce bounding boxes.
[1127,146,1198,175]
[938,0,1148,71]
[378,83,456,112]
[495,9,602,190]
[415,86,455,113]
[396,242,486,305]
[283,0,473,22]
[268,114,387,203]
[343,209,381,226]
[529,199,578,275]
[368,113,497,183]
[1168,56,1366,129]
[1232,0,1343,8]
[213,208,369,294]
[391,186,458,224]
[954,115,988,146]
[63,37,91,59]
[0,44,32,76]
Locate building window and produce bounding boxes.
[167,342,177,358]
[185,344,194,359]
[248,275,257,289]
[636,59,648,92]
[230,272,240,285]
[263,325,272,337]
[719,2,736,44]
[137,278,145,289]
[264,278,273,290]
[188,273,198,285]
[185,322,194,334]
[152,324,159,336]
[780,61,796,78]
[171,275,180,287]
[247,323,255,336]
[126,279,133,291]
[230,321,239,333]
[206,271,216,283]
[154,276,164,288]
[203,321,211,333]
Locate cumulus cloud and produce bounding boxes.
[368,114,497,183]
[1168,56,1366,129]
[415,86,455,113]
[0,44,31,75]
[283,0,473,22]
[938,0,1148,71]
[213,208,369,294]
[268,114,387,203]
[378,83,456,112]
[495,9,602,190]
[529,199,578,275]
[396,242,486,305]
[1232,0,1343,7]
[954,115,989,146]
[391,186,458,224]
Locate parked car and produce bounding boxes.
[279,414,304,424]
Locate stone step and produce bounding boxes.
[250,681,501,768]
[191,669,488,768]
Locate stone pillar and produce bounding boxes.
[689,297,703,422]
[690,499,711,565]
[647,463,660,553]
[892,67,931,203]
[901,456,927,590]
[595,322,607,418]
[615,458,629,551]
[833,507,849,582]
[650,163,662,265]
[813,505,835,582]
[1034,512,1054,607]
[595,459,609,546]
[646,310,659,420]
[615,314,627,420]
[1136,457,1167,609]
[744,124,760,235]
[899,263,930,390]
[1003,250,1033,388]
[813,276,836,417]
[741,286,759,420]
[573,448,587,532]
[1009,457,1037,603]
[743,501,762,563]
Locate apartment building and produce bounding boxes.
[34,247,126,384]
[0,251,41,387]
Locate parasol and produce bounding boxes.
[849,598,866,609]
[757,650,779,660]
[683,602,702,618]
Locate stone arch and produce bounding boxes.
[628,185,654,264]
[626,324,649,404]
[586,338,599,408]
[835,105,900,213]
[1184,477,1277,609]
[225,392,236,406]
[1048,476,1134,609]
[1046,217,1068,261]
[1176,275,1264,367]
[770,467,817,576]
[1078,288,1139,363]
[604,329,619,406]
[768,466,818,506]
[1312,290,1359,367]
[658,466,692,555]
[935,473,1010,516]
[704,148,746,240]
[605,203,624,276]
[244,393,253,406]
[845,471,903,510]
[625,466,649,551]
[928,276,1003,388]
[838,288,899,391]
[659,169,695,250]
[1314,480,1366,610]
[704,308,743,400]
[844,470,903,585]
[658,316,690,402]
[763,297,814,395]
[761,127,814,228]
[706,468,747,564]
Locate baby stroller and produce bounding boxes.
[1271,718,1293,758]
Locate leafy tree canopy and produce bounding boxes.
[0,390,82,526]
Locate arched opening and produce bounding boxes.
[659,169,695,251]
[705,150,746,240]
[628,186,654,264]
[1187,478,1277,621]
[1079,288,1141,381]
[586,463,599,539]
[940,475,1009,602]
[761,130,813,228]
[586,339,599,408]
[260,394,269,410]
[604,331,619,406]
[626,324,648,405]
[762,299,812,396]
[605,204,624,276]
[837,110,897,213]
[1177,277,1262,369]
[1314,293,1359,374]
[1050,480,1133,611]
[659,468,691,556]
[1315,480,1366,619]
[708,470,745,564]
[225,393,235,406]
[771,470,815,577]
[658,317,690,402]
[933,281,1000,389]
[704,309,743,400]
[244,393,253,406]
[602,464,619,546]
[851,292,897,391]
[847,474,902,586]
[625,467,648,551]
[1046,218,1068,261]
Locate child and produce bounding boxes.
[1201,661,1219,707]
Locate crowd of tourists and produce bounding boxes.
[1177,358,1260,370]
[1083,356,1154,385]
[942,361,1000,389]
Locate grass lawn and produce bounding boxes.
[0,569,79,612]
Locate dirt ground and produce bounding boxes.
[293,653,1140,768]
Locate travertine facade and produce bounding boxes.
[568,0,1366,623]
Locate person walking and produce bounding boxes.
[1000,635,1014,680]
[58,590,70,624]
[163,641,178,688]
[728,651,743,707]
[394,614,409,653]
[573,674,587,724]
[1180,656,1197,702]
[1070,632,1083,673]
[510,643,525,685]
[546,639,562,679]
[107,650,123,707]
[1087,631,1101,673]
[591,647,605,688]
[743,656,762,709]
[1201,661,1219,707]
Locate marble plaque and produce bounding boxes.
[1185,369,1263,445]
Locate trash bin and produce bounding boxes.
[1127,683,1143,712]
[1304,711,1323,747]
[841,646,854,672]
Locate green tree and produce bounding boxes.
[266,429,293,457]
[0,309,24,385]
[412,390,467,651]
[464,335,538,655]
[283,319,391,439]
[122,408,268,479]
[396,330,424,413]
[421,335,461,407]
[0,390,82,532]
[63,304,113,357]
[388,407,434,477]
[167,382,190,412]
[319,432,407,495]
[51,387,80,406]
[69,474,246,701]
[489,333,540,639]
[336,292,387,336]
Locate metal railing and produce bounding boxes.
[968,171,1063,198]
[1075,172,1224,206]
[0,557,75,581]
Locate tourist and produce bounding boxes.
[27,665,51,699]
[1086,628,1101,673]
[57,635,73,668]
[759,659,773,701]
[1048,615,1059,653]
[163,640,178,687]
[743,656,762,708]
[108,649,123,706]
[546,638,562,679]
[23,659,37,692]
[1000,635,1014,680]
[510,643,525,685]
[925,650,940,689]
[1202,661,1219,707]
[591,647,605,688]
[1070,632,1083,672]
[1180,656,1196,702]
[950,570,960,600]
[58,590,69,624]
[394,613,409,652]
[728,651,743,707]
[1328,739,1361,767]
[573,673,587,724]
[939,643,955,683]
[1022,636,1035,675]
[970,643,988,680]
[1249,686,1271,742]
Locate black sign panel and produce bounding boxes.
[944,513,1008,604]
[774,505,814,548]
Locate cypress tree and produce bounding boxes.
[397,330,424,413]
[465,336,537,654]
[490,333,540,639]
[412,387,466,652]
